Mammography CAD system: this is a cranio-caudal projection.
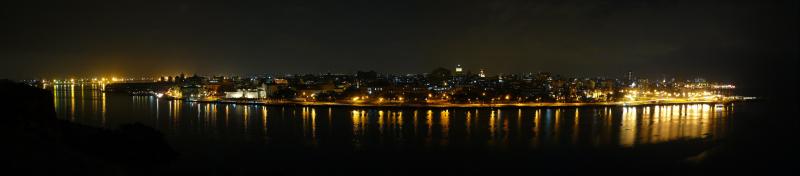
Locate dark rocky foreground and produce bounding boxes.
[2,80,177,175]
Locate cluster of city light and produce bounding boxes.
[349,95,406,104]
[165,87,183,99]
[712,85,736,89]
[351,96,367,102]
[151,86,732,105]
[585,90,613,99]
[39,76,162,85]
[424,93,453,103]
[43,77,121,85]
[621,88,727,102]
[683,83,735,89]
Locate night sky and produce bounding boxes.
[1,0,797,95]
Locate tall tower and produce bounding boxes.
[455,64,463,75]
[626,71,633,81]
[479,69,486,78]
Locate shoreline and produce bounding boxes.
[166,98,750,108]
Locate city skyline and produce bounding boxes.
[29,65,743,108]
[21,64,748,95]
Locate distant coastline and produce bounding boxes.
[167,98,752,108]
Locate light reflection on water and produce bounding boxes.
[53,87,732,149]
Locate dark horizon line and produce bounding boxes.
[12,70,731,82]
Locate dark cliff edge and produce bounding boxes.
[1,80,177,175]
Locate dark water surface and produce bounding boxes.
[52,84,758,175]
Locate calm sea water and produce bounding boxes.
[51,84,739,174]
